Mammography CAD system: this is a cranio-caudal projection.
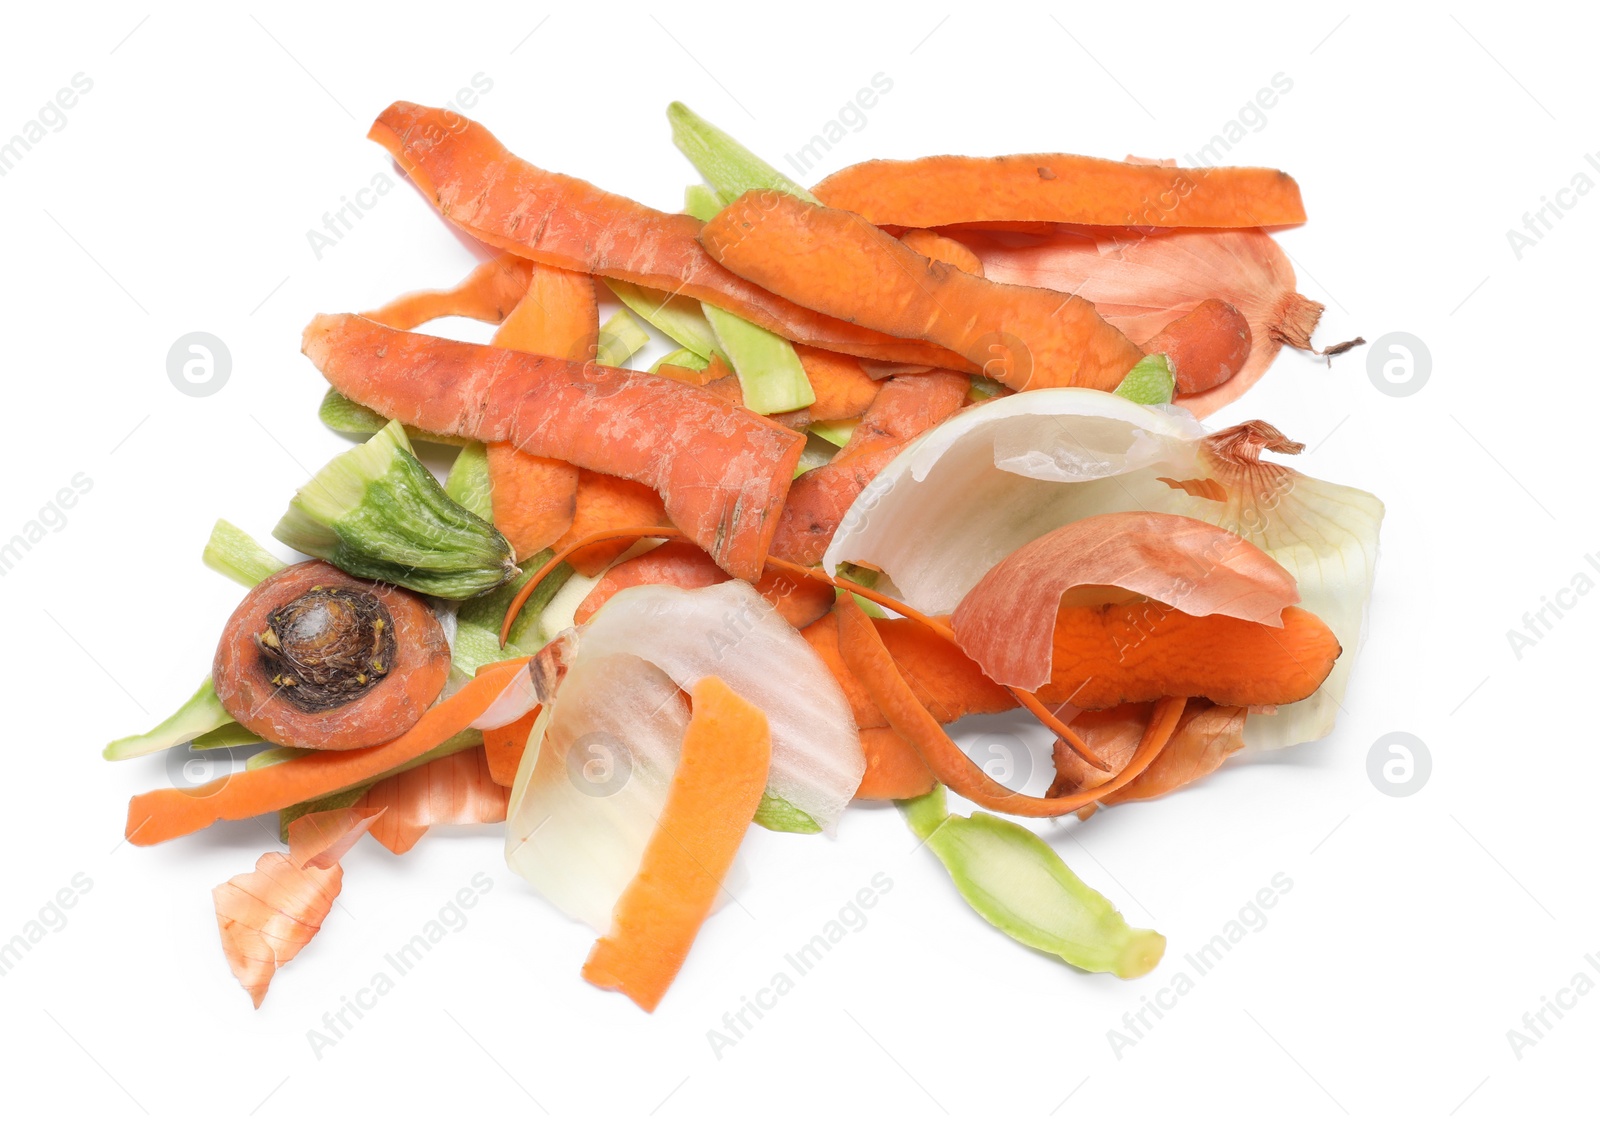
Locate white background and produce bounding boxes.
[1,2,1592,1125]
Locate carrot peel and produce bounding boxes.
[836,596,1186,818]
[126,659,530,847]
[581,675,770,1011]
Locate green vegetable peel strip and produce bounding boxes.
[753,791,822,834]
[649,347,711,375]
[681,185,815,413]
[604,280,721,362]
[445,442,495,523]
[597,309,651,367]
[668,102,819,205]
[103,680,237,761]
[203,519,288,588]
[107,523,284,760]
[318,388,465,447]
[1112,354,1176,405]
[899,787,1166,979]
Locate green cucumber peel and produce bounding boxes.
[597,309,651,368]
[274,419,517,601]
[684,182,722,220]
[246,745,302,771]
[187,721,267,751]
[809,420,857,448]
[968,375,1007,402]
[835,563,888,619]
[702,304,815,413]
[753,791,822,834]
[667,102,819,206]
[318,388,466,447]
[794,433,836,478]
[1112,354,1176,406]
[898,786,1166,979]
[203,520,288,588]
[445,442,495,523]
[103,679,238,761]
[450,620,528,679]
[650,347,712,375]
[604,280,721,362]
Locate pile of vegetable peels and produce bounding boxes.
[106,100,1381,1013]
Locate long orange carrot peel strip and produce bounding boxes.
[812,153,1306,229]
[127,659,530,847]
[582,675,770,1012]
[213,807,382,1007]
[301,315,804,582]
[697,190,1145,392]
[368,101,969,370]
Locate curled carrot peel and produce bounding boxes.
[362,254,533,331]
[500,525,682,645]
[836,596,1188,818]
[552,473,670,576]
[504,525,1122,768]
[125,659,529,847]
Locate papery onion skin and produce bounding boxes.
[823,391,1382,752]
[961,227,1324,416]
